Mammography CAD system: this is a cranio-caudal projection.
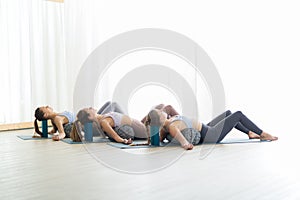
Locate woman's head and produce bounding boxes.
[33,105,53,136]
[34,106,53,121]
[145,109,167,126]
[77,107,97,125]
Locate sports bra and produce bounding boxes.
[58,111,75,124]
[163,115,193,132]
[102,112,123,127]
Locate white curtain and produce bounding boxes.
[0,0,67,124]
[63,0,212,121]
[64,0,111,112]
[2,0,299,131]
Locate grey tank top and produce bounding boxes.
[164,115,193,132]
[103,112,123,127]
[103,112,147,138]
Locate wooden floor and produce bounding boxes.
[0,129,299,200]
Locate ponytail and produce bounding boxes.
[143,115,151,141]
[144,114,151,127]
[34,119,43,136]
[70,120,83,142]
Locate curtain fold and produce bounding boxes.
[0,0,66,124]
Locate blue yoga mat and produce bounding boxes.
[108,138,270,148]
[107,141,175,149]
[17,135,53,140]
[61,137,111,144]
[107,142,150,149]
[219,138,270,144]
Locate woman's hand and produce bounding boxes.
[52,133,60,141]
[52,132,66,141]
[182,143,193,150]
[123,138,132,144]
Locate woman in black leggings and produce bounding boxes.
[145,109,278,150]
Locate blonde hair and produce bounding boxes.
[70,120,83,142]
[70,118,106,142]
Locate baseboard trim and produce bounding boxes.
[0,121,52,132]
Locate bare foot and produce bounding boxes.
[248,131,260,139]
[52,133,66,141]
[260,132,278,141]
[182,143,193,150]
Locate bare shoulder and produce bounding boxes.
[100,117,114,126]
[53,115,65,123]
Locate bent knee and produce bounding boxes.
[234,111,243,116]
[225,110,232,115]
[111,102,118,107]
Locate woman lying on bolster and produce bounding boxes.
[70,101,127,142]
[71,102,177,142]
[143,104,261,139]
[34,106,75,141]
[75,107,148,144]
[145,109,278,150]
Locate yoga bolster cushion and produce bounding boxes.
[166,128,201,145]
[114,125,135,139]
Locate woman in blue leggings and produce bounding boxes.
[145,109,278,150]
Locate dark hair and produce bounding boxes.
[34,108,46,121]
[77,109,93,125]
[33,107,46,136]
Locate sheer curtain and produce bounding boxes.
[0,0,67,124]
[64,0,109,112]
[63,0,211,120]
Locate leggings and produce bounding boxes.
[97,101,125,114]
[200,110,263,143]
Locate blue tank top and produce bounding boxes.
[58,111,75,124]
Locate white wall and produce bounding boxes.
[65,0,300,137]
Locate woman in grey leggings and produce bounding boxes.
[145,109,278,150]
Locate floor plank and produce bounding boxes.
[0,129,299,200]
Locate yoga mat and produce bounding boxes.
[107,142,150,149]
[107,141,174,149]
[61,137,111,144]
[108,138,271,148]
[219,138,270,144]
[17,135,53,140]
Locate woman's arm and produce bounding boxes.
[48,127,57,135]
[52,116,66,140]
[47,120,57,134]
[163,105,179,118]
[100,119,132,144]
